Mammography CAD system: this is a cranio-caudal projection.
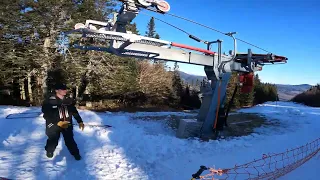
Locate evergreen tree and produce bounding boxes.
[292,84,320,107]
[145,17,160,38]
[154,33,160,39]
[145,17,163,64]
[189,89,201,109]
[126,22,140,34]
[252,74,278,105]
[181,84,191,108]
[145,17,156,38]
[171,62,184,106]
[252,74,261,104]
[224,72,240,109]
[238,90,254,107]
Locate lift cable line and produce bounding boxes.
[161,11,272,53]
[139,11,208,44]
[142,12,192,36]
[130,2,272,53]
[124,3,208,44]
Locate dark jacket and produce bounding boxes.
[42,95,83,137]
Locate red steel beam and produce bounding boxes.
[171,42,215,55]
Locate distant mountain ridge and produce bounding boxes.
[178,71,312,101]
[178,71,206,85]
[276,84,312,101]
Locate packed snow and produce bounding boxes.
[0,101,319,180]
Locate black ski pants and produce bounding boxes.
[45,127,80,156]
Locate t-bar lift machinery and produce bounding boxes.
[60,0,288,139]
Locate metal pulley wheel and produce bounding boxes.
[136,0,152,7]
[74,23,86,30]
[156,1,170,13]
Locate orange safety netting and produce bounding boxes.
[195,137,320,180]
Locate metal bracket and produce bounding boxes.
[118,41,133,51]
[207,40,223,80]
[204,32,237,80]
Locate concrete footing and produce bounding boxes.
[176,119,203,138]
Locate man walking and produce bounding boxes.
[42,83,85,160]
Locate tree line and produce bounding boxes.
[0,1,278,111]
[291,84,320,107]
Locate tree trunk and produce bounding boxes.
[20,79,26,101]
[42,37,50,98]
[24,78,28,102]
[76,85,79,98]
[27,72,33,103]
[41,65,48,97]
[84,84,91,107]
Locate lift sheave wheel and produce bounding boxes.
[156,1,170,13]
[137,0,152,7]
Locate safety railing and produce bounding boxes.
[192,137,320,179]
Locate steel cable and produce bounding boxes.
[131,2,272,53]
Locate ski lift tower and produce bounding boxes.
[60,0,288,139]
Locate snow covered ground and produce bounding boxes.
[0,101,319,180]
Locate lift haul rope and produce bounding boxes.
[123,4,208,44]
[128,2,272,53]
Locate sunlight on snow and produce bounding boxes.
[15,145,41,179]
[74,110,105,137]
[29,128,46,141]
[0,151,13,178]
[3,133,27,147]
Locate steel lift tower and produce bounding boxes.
[60,0,288,139]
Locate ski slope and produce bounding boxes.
[0,101,319,180]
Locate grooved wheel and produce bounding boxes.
[74,23,85,30]
[137,0,152,7]
[156,1,170,13]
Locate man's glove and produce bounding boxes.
[79,122,84,131]
[57,121,70,129]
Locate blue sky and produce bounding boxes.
[129,0,320,85]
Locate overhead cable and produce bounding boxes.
[132,3,272,53]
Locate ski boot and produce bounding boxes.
[46,151,53,158]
